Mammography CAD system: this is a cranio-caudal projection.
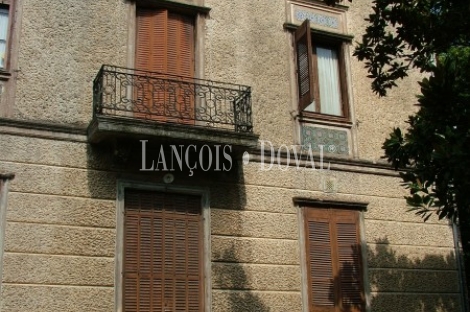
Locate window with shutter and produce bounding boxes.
[135,8,195,124]
[123,189,203,312]
[294,20,350,122]
[304,207,364,312]
[295,19,315,112]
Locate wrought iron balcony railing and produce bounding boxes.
[93,65,253,133]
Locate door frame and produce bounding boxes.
[115,180,211,312]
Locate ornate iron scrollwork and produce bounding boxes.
[93,65,253,133]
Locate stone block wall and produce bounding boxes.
[0,0,464,311]
[0,134,463,311]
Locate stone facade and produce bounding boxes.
[0,0,465,311]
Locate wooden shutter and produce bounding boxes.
[295,19,315,111]
[306,209,335,310]
[123,190,203,312]
[338,42,350,118]
[136,9,167,73]
[135,9,195,123]
[167,12,194,78]
[135,9,167,120]
[136,9,194,76]
[334,210,364,310]
[304,208,364,312]
[167,12,194,124]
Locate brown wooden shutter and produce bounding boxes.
[135,9,167,120]
[295,19,315,111]
[333,210,364,311]
[136,9,194,76]
[123,190,203,312]
[305,208,364,312]
[135,9,195,123]
[136,8,167,73]
[167,12,194,78]
[166,12,194,123]
[306,209,335,310]
[337,42,349,118]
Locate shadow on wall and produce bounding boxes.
[210,160,270,312]
[330,238,463,312]
[86,140,257,309]
[213,245,270,312]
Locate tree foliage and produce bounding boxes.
[383,48,470,222]
[347,0,470,224]
[346,0,470,297]
[354,0,470,96]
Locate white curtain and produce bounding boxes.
[0,9,8,68]
[316,47,341,116]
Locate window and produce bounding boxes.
[295,19,350,121]
[0,0,19,115]
[303,207,364,312]
[0,0,14,71]
[0,6,8,69]
[135,8,194,77]
[134,7,195,123]
[123,189,203,311]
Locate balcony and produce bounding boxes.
[87,65,258,148]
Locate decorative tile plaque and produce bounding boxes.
[301,124,350,155]
[287,1,348,34]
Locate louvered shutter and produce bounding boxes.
[295,19,315,111]
[337,42,349,117]
[305,209,336,311]
[305,208,364,312]
[123,190,203,312]
[135,9,194,123]
[167,12,194,78]
[333,210,364,311]
[136,9,167,73]
[167,12,194,124]
[135,9,167,120]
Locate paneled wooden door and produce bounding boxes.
[135,9,195,124]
